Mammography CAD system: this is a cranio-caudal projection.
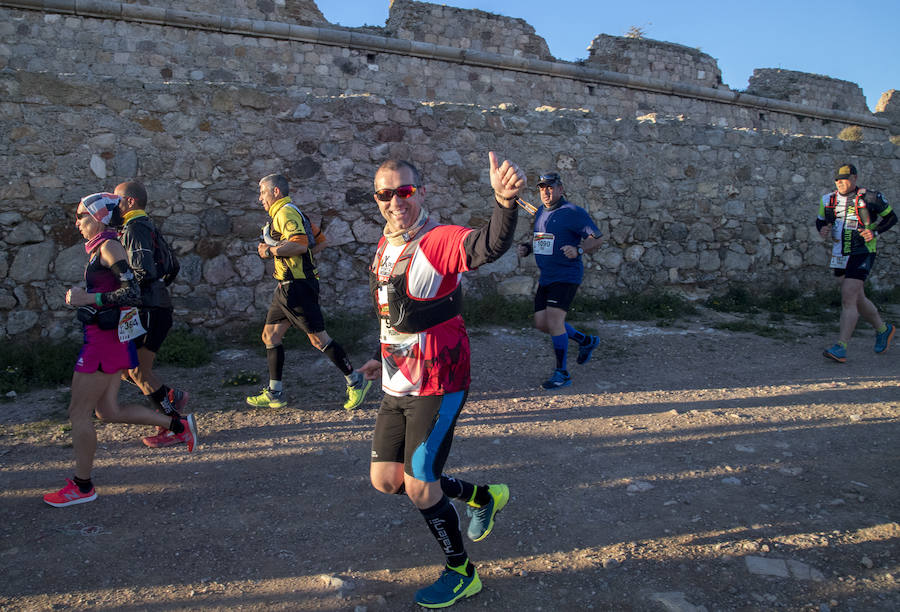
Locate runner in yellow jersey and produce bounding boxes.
[246,173,372,410]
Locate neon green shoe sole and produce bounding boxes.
[245,388,286,408]
[467,483,510,542]
[415,564,482,608]
[344,379,372,410]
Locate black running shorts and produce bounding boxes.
[534,282,580,312]
[835,253,876,281]
[371,390,468,482]
[265,279,325,334]
[132,307,174,353]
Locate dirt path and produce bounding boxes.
[1,310,898,611]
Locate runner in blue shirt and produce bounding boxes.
[518,172,604,389]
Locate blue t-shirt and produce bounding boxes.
[532,198,600,285]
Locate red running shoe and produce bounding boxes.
[44,479,97,508]
[142,426,180,448]
[175,414,198,452]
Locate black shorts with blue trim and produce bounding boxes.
[371,390,468,482]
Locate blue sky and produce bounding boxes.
[316,0,899,112]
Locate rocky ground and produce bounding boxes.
[1,306,898,611]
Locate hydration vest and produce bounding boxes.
[823,189,870,227]
[369,222,463,334]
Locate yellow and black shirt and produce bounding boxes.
[268,197,326,281]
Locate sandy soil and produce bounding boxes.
[1,307,898,611]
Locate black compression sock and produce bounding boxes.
[470,485,492,507]
[321,340,354,376]
[267,345,285,381]
[420,495,467,567]
[73,476,93,493]
[169,416,184,434]
[440,475,476,503]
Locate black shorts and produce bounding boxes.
[835,253,876,281]
[534,282,580,312]
[132,307,173,353]
[265,279,325,334]
[371,390,468,482]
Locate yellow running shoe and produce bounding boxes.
[344,379,372,410]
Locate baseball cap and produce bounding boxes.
[536,172,561,188]
[834,164,857,180]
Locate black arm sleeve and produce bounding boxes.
[120,221,158,287]
[99,259,142,307]
[869,192,897,235]
[520,241,532,256]
[462,201,518,269]
[876,210,897,235]
[815,218,829,232]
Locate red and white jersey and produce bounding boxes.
[373,224,473,397]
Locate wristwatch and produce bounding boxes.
[577,247,584,255]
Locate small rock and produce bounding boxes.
[860,556,874,569]
[627,481,654,492]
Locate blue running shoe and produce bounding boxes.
[874,323,895,354]
[541,369,571,390]
[467,484,509,542]
[576,335,600,365]
[823,343,847,363]
[415,562,481,608]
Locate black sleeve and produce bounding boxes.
[121,222,158,286]
[869,192,897,235]
[876,210,897,235]
[462,201,518,269]
[815,218,829,232]
[99,259,142,307]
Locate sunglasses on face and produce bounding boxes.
[374,184,419,202]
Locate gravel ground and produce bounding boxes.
[1,307,898,611]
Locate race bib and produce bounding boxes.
[117,307,146,342]
[829,254,849,269]
[533,232,554,256]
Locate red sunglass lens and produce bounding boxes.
[375,185,417,201]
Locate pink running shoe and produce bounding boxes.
[175,414,198,452]
[44,479,97,508]
[142,427,180,448]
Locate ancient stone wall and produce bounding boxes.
[0,0,898,339]
[386,0,553,61]
[118,0,328,26]
[746,69,869,115]
[587,34,723,89]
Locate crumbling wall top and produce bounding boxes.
[586,33,724,89]
[385,0,553,60]
[746,68,869,114]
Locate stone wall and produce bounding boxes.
[120,0,328,26]
[746,69,869,115]
[0,0,898,340]
[586,34,723,89]
[386,0,553,61]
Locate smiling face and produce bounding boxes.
[374,166,424,233]
[75,203,104,240]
